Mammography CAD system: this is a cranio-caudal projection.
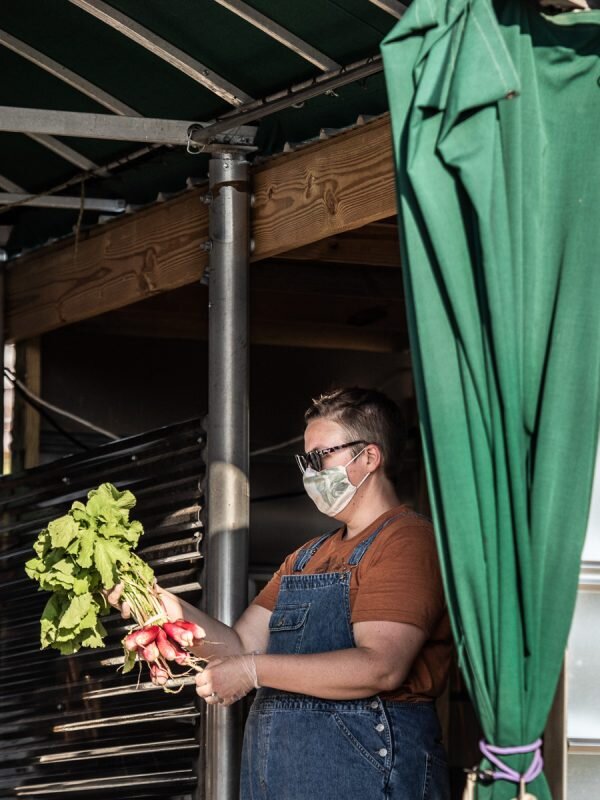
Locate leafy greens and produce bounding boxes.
[25,482,155,655]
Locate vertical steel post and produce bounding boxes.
[0,265,4,475]
[203,151,250,800]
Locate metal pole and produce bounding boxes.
[202,152,250,800]
[0,264,4,475]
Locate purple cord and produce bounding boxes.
[479,738,543,783]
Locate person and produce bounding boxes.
[109,387,453,799]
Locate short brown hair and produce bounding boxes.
[304,387,407,486]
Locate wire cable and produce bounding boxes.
[4,367,118,440]
[250,434,303,457]
[5,371,89,451]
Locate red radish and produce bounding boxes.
[156,628,187,662]
[136,625,160,645]
[124,625,159,651]
[141,641,160,663]
[174,648,189,666]
[163,621,194,648]
[124,632,139,652]
[149,663,169,685]
[175,619,206,641]
[121,618,205,686]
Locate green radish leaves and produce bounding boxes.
[25,482,155,654]
[78,529,96,569]
[48,515,79,550]
[122,647,138,675]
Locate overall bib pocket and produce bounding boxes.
[268,603,311,654]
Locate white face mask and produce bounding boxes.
[302,447,371,516]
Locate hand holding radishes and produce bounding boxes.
[25,482,207,691]
[195,654,260,706]
[105,580,184,627]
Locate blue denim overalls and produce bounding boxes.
[241,513,450,799]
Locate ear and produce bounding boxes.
[364,443,382,471]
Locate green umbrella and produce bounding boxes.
[381,2,600,798]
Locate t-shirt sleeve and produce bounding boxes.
[252,568,282,612]
[251,550,297,612]
[351,525,447,635]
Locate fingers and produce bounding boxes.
[207,693,222,705]
[153,586,183,623]
[195,661,222,704]
[194,659,248,706]
[202,691,236,707]
[196,681,221,705]
[103,583,131,619]
[105,582,123,607]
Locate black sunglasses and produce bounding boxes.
[295,440,367,474]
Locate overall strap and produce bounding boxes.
[347,510,423,566]
[292,530,338,572]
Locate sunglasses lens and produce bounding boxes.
[308,452,321,471]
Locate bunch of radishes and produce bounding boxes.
[25,482,209,692]
[123,618,206,687]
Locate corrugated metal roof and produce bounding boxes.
[0,0,401,255]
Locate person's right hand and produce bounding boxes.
[104,582,183,624]
[104,582,132,619]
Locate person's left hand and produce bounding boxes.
[195,655,260,706]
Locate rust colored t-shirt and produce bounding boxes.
[252,505,453,703]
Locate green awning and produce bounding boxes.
[382,1,600,797]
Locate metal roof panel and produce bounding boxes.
[0,0,399,254]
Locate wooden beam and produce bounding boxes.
[254,322,404,352]
[5,115,397,342]
[252,116,396,260]
[251,261,404,300]
[281,223,400,267]
[80,315,406,353]
[252,290,405,331]
[79,314,405,353]
[544,663,567,800]
[75,281,408,353]
[6,192,209,342]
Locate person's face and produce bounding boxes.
[303,418,369,487]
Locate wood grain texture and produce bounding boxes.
[5,116,398,342]
[252,116,396,260]
[6,191,209,341]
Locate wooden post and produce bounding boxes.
[544,662,567,800]
[11,337,41,472]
